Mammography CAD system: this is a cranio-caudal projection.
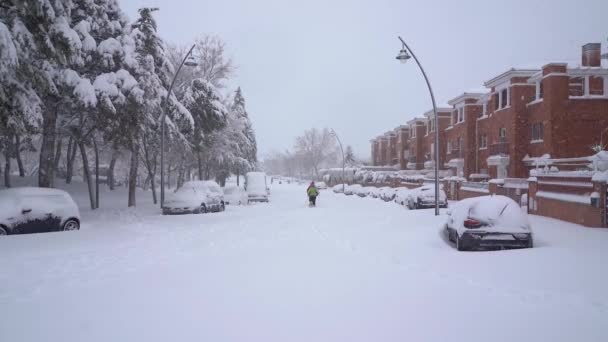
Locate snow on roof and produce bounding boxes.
[483,68,540,88]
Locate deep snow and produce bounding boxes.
[1,181,608,341]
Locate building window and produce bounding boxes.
[479,134,487,149]
[539,81,543,99]
[569,77,585,97]
[500,88,508,108]
[531,122,544,142]
[447,141,452,153]
[429,119,435,132]
[494,93,500,110]
[499,127,507,143]
[590,76,604,95]
[457,107,464,123]
[480,102,487,117]
[411,126,416,137]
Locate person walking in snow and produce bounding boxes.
[307,181,319,207]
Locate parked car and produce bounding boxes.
[245,172,269,203]
[379,187,397,202]
[163,181,225,215]
[332,184,346,193]
[444,195,533,251]
[222,185,247,205]
[367,187,381,198]
[0,187,80,235]
[344,184,362,196]
[316,181,328,190]
[406,185,448,209]
[356,186,372,197]
[394,187,411,206]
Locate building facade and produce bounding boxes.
[369,42,608,179]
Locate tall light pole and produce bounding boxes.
[160,44,198,208]
[330,129,346,193]
[396,36,440,216]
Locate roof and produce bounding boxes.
[406,117,426,125]
[423,107,452,117]
[447,92,487,106]
[483,68,540,88]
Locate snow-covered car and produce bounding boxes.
[0,187,80,235]
[356,186,373,197]
[163,181,225,215]
[394,187,411,206]
[379,187,397,202]
[222,185,247,205]
[406,185,448,209]
[344,184,362,196]
[444,195,533,251]
[245,172,269,203]
[332,184,346,193]
[316,181,327,190]
[367,187,381,198]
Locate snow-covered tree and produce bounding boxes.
[181,78,227,180]
[344,145,357,166]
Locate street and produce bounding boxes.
[1,183,608,341]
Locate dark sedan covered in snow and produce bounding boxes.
[0,187,80,235]
[445,195,533,251]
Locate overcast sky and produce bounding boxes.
[120,0,607,160]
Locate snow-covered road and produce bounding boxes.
[1,183,607,341]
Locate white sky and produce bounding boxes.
[119,0,608,160]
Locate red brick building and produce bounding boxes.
[370,42,608,179]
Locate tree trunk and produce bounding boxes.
[78,140,96,210]
[38,105,58,188]
[54,136,63,176]
[108,150,117,190]
[93,138,100,209]
[4,151,11,188]
[128,146,138,207]
[177,156,185,189]
[14,135,25,177]
[65,136,77,184]
[236,169,240,186]
[197,151,203,180]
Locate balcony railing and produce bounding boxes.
[489,142,509,155]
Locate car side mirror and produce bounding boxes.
[22,208,32,214]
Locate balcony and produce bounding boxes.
[489,142,509,156]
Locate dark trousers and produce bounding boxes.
[309,195,317,206]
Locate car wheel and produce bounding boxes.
[0,225,7,235]
[456,233,467,251]
[221,202,225,212]
[199,204,207,214]
[446,225,453,242]
[527,238,534,248]
[63,219,80,231]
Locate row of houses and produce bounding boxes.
[371,43,608,181]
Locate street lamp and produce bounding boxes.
[160,44,197,209]
[396,36,440,216]
[330,129,346,193]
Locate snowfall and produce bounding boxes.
[1,179,608,341]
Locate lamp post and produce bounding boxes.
[396,36,440,216]
[330,129,346,193]
[160,44,198,208]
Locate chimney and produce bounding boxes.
[582,43,601,67]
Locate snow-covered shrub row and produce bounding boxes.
[0,1,257,209]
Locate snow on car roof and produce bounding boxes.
[450,195,529,230]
